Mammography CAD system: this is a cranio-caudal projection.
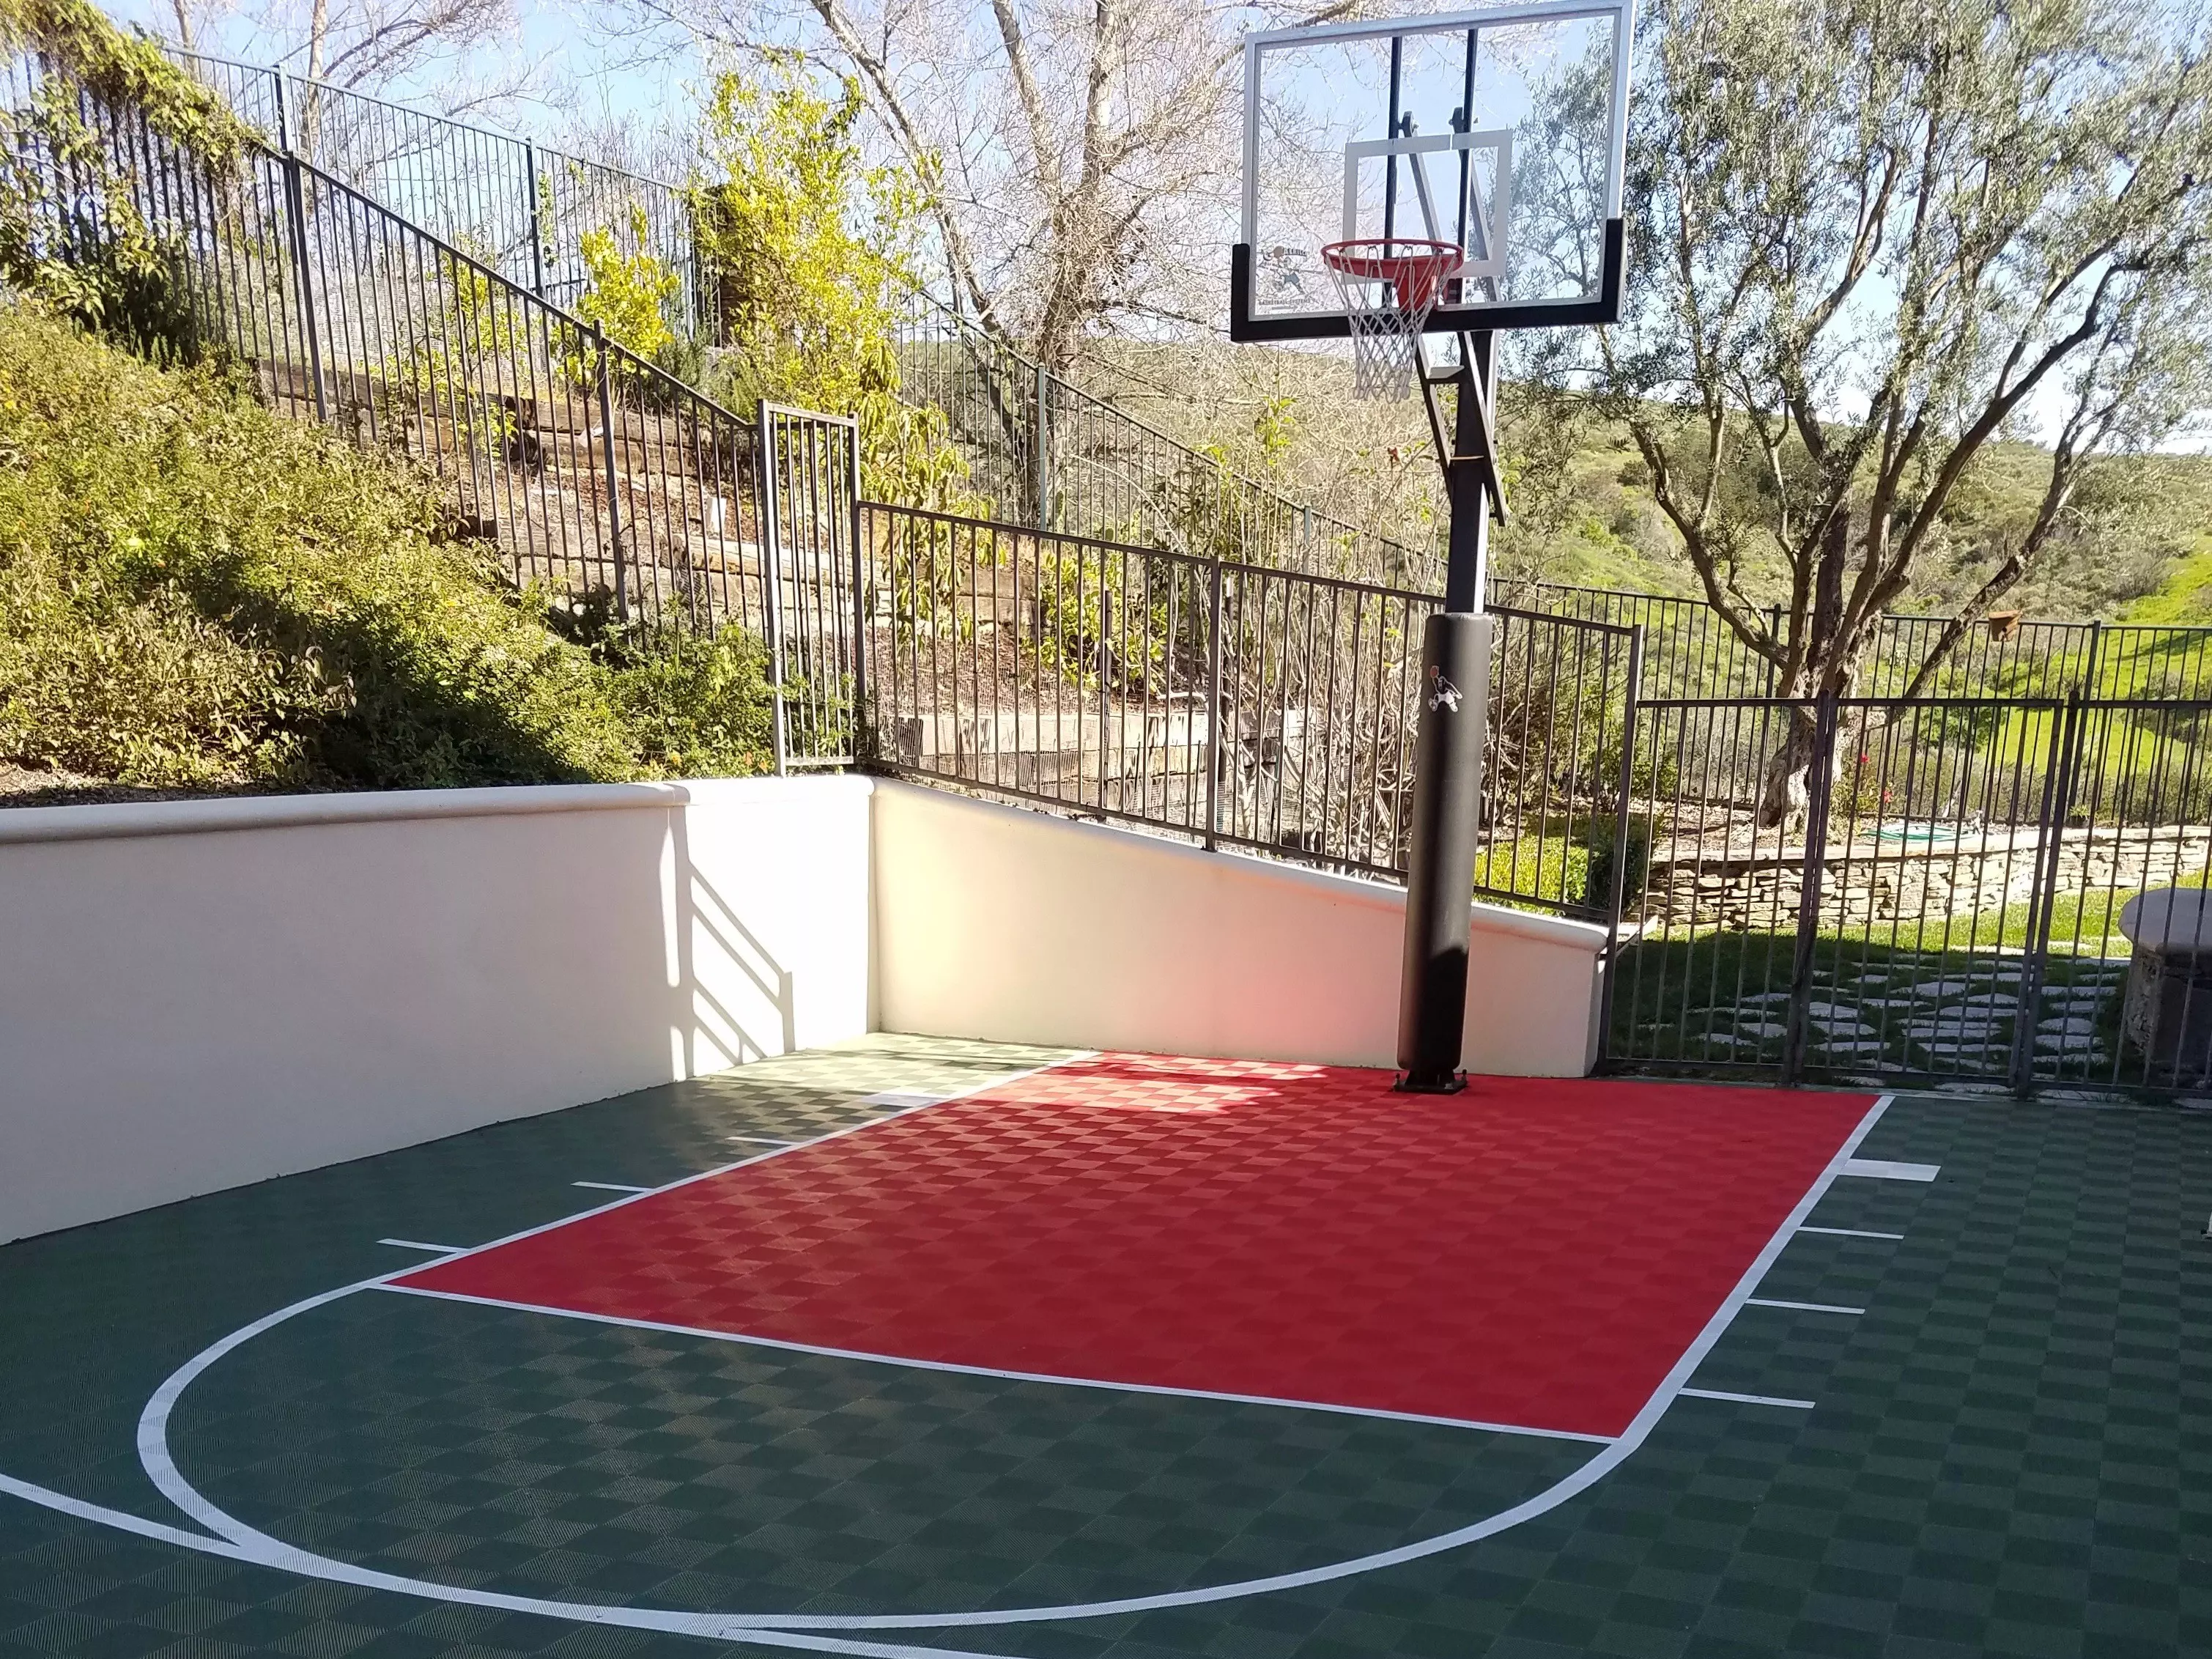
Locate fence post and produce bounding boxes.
[1098,588,1113,809]
[1205,561,1224,850]
[1764,604,1783,695]
[522,142,545,299]
[1780,692,1841,1084]
[1594,625,1646,1071]
[278,152,328,424]
[272,67,290,153]
[758,402,791,777]
[593,325,628,627]
[1033,362,1051,531]
[2009,691,2087,1095]
[2082,618,2105,697]
[848,421,868,761]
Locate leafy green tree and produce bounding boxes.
[574,204,681,374]
[1591,0,2212,820]
[687,53,969,509]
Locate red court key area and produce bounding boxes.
[397,1057,1876,1439]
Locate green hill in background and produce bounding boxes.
[2119,542,2212,626]
[1070,337,2212,621]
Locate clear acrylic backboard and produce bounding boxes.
[1233,1,1634,342]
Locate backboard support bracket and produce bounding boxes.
[1413,333,1508,528]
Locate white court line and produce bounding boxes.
[374,1281,1610,1444]
[9,1053,1122,1659]
[1797,1225,1905,1241]
[1745,1298,1865,1316]
[1841,1158,1939,1182]
[90,1087,1898,1643]
[0,1469,1026,1659]
[349,1058,1093,1291]
[1679,1388,1816,1411]
[726,1135,798,1146]
[572,1181,653,1194]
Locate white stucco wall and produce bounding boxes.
[870,781,1607,1076]
[1,772,1608,1245]
[0,777,873,1244]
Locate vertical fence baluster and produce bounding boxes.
[2011,692,2087,1093]
[590,324,628,626]
[279,151,327,423]
[1594,626,1645,1070]
[1206,560,1224,851]
[1782,692,1843,1083]
[849,421,867,761]
[758,404,789,775]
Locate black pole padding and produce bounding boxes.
[1396,609,1493,1091]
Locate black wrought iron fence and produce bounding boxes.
[169,49,708,336]
[1604,690,2212,1095]
[9,56,860,759]
[889,293,1440,591]
[1496,579,2212,701]
[860,501,1632,911]
[160,54,1432,591]
[259,153,774,639]
[1487,581,1770,698]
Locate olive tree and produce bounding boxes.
[1594,0,2212,821]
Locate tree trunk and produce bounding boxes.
[1755,701,1827,830]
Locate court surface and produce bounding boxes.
[2,1035,2207,1659]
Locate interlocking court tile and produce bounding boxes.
[399,1056,1876,1438]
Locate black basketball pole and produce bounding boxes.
[1397,332,1501,1093]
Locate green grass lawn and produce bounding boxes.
[1608,921,2132,1081]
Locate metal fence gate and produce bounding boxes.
[1602,690,2212,1095]
[760,405,862,770]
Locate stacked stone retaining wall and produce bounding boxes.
[1637,824,2212,936]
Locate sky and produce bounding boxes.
[95,0,2210,454]
[111,0,697,149]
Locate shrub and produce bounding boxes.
[0,0,252,355]
[0,305,771,791]
[602,628,774,777]
[1474,833,1592,912]
[1582,816,1653,912]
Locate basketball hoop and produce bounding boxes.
[1321,238,1465,399]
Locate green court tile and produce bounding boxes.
[7,1062,2212,1657]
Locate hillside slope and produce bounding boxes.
[0,307,773,802]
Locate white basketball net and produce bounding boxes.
[1322,241,1462,400]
